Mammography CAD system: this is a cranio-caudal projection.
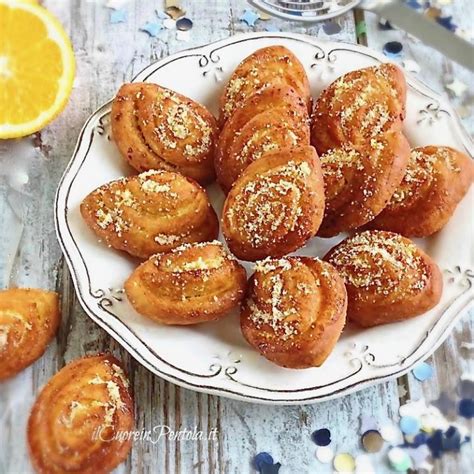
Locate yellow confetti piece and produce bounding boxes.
[334,452,356,473]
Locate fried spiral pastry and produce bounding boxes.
[367,146,474,237]
[219,45,311,125]
[111,83,218,184]
[215,85,310,193]
[222,146,325,261]
[311,63,406,154]
[28,354,134,474]
[324,231,443,327]
[125,241,247,325]
[81,169,218,259]
[0,289,60,380]
[241,257,347,369]
[318,131,410,237]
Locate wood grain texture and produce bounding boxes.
[0,1,472,473]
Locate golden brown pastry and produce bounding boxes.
[241,257,347,368]
[221,146,325,261]
[367,146,474,237]
[125,241,247,325]
[0,289,60,380]
[111,82,219,184]
[219,45,311,125]
[324,230,443,327]
[81,169,218,259]
[215,85,310,193]
[318,131,410,237]
[311,63,406,154]
[28,354,134,474]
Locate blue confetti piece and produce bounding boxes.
[405,0,424,9]
[383,41,403,58]
[312,428,331,446]
[261,463,281,474]
[265,25,281,32]
[176,17,193,31]
[240,9,260,27]
[437,15,457,32]
[140,22,162,37]
[253,452,274,471]
[412,362,434,381]
[400,416,420,435]
[427,429,443,458]
[442,426,461,452]
[459,398,474,418]
[322,21,341,35]
[110,9,127,24]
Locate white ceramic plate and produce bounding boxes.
[55,32,474,404]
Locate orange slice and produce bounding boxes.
[0,0,75,138]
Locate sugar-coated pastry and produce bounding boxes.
[222,146,325,261]
[324,231,442,327]
[111,83,218,184]
[318,131,410,237]
[241,257,347,368]
[0,289,60,380]
[367,146,474,237]
[125,241,247,325]
[311,64,406,154]
[219,45,311,125]
[28,354,134,474]
[81,169,218,259]
[215,85,310,193]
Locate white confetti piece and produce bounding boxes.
[380,423,401,443]
[355,454,375,474]
[176,30,191,42]
[315,446,334,463]
[445,79,468,97]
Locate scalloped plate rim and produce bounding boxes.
[54,32,474,405]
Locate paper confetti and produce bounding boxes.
[315,446,334,463]
[166,6,186,20]
[265,25,281,32]
[240,9,260,27]
[163,18,176,29]
[356,20,367,37]
[459,398,474,418]
[388,447,412,471]
[140,22,162,37]
[361,430,384,453]
[400,416,420,435]
[110,9,127,24]
[445,79,468,97]
[383,41,403,58]
[312,428,331,446]
[413,362,434,381]
[176,30,191,42]
[355,454,375,474]
[437,15,457,32]
[333,453,355,473]
[106,0,128,9]
[378,18,393,30]
[323,21,341,35]
[253,452,274,471]
[176,17,193,31]
[380,423,400,443]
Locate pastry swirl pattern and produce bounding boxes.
[325,230,443,327]
[28,354,134,474]
[241,257,347,368]
[80,169,218,259]
[111,83,218,184]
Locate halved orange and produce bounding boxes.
[0,0,75,138]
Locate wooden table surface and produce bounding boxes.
[0,1,472,473]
